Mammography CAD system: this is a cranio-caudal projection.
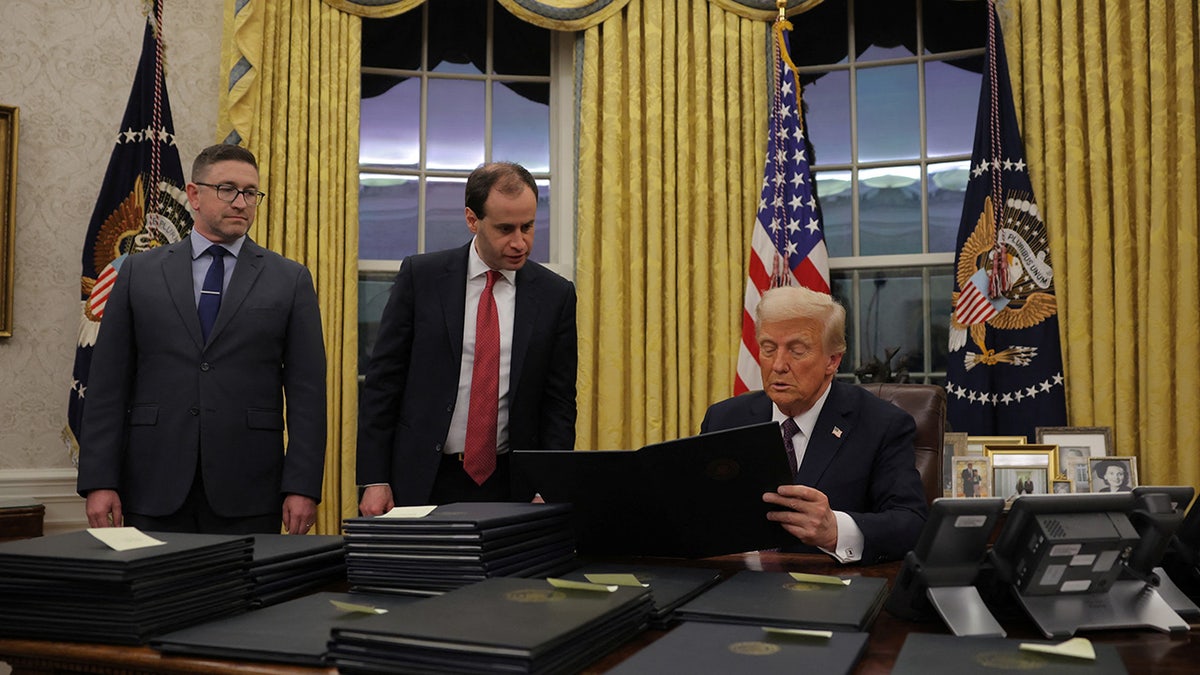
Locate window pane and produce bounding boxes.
[926,60,981,157]
[359,175,417,260]
[929,161,969,253]
[531,181,551,263]
[858,166,921,255]
[929,269,954,372]
[493,82,550,171]
[856,64,920,162]
[426,179,469,253]
[360,77,420,168]
[359,272,397,368]
[427,79,486,170]
[831,275,856,374]
[857,269,925,375]
[816,171,853,257]
[804,71,851,165]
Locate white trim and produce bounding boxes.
[0,468,86,535]
[549,30,577,282]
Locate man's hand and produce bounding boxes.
[282,494,318,534]
[85,489,123,528]
[359,484,395,517]
[763,483,839,550]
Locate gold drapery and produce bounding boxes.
[1000,1,1199,488]
[218,0,362,532]
[575,0,770,449]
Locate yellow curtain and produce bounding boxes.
[217,0,362,533]
[576,0,768,450]
[1001,1,1199,488]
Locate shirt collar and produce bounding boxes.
[468,237,515,285]
[772,380,834,440]
[190,229,246,260]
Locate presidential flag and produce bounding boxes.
[734,15,829,394]
[945,5,1066,440]
[64,0,193,458]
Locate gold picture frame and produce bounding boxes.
[1035,426,1114,477]
[942,431,969,497]
[0,104,16,338]
[984,444,1060,481]
[966,435,1026,455]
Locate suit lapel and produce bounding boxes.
[510,266,540,393]
[439,245,470,364]
[163,241,204,349]
[795,381,854,486]
[207,238,264,346]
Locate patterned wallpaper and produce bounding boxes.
[0,1,224,470]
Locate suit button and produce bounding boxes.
[446,404,454,412]
[200,362,211,371]
[435,444,443,453]
[189,407,199,416]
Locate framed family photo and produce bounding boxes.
[942,431,969,497]
[1036,426,1113,479]
[994,465,1050,500]
[1065,457,1092,493]
[1052,479,1073,494]
[952,456,991,498]
[967,435,1026,456]
[985,444,1058,476]
[1088,456,1138,493]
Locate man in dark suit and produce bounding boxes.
[77,144,327,535]
[701,285,926,564]
[356,161,576,513]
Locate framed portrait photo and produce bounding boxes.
[952,456,991,499]
[1036,426,1113,478]
[984,444,1058,481]
[942,431,969,497]
[966,435,1027,456]
[994,465,1050,501]
[1065,457,1092,493]
[1052,479,1073,494]
[1088,456,1138,493]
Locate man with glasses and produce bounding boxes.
[77,144,327,536]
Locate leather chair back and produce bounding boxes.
[858,383,946,505]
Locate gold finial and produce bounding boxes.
[777,0,787,21]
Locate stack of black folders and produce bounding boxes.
[249,533,347,607]
[891,633,1129,675]
[342,501,577,596]
[0,529,253,644]
[327,576,653,674]
[150,591,419,667]
[554,561,722,627]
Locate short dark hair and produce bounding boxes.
[192,144,258,181]
[464,162,537,219]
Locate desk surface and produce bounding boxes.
[1,552,1197,674]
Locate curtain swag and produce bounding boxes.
[321,0,822,26]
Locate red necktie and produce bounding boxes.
[464,270,500,485]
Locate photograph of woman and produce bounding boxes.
[1091,458,1135,492]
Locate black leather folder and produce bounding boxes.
[556,562,723,625]
[891,633,1129,675]
[674,570,889,632]
[151,591,421,666]
[607,621,870,675]
[512,421,794,557]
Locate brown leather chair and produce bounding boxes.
[858,383,946,505]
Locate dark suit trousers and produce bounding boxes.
[124,467,280,535]
[429,453,512,504]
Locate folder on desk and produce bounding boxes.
[556,562,722,626]
[512,421,794,557]
[891,633,1129,675]
[674,570,889,632]
[606,621,870,675]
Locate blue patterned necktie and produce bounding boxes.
[781,417,800,478]
[198,245,228,342]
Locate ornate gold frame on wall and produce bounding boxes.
[0,104,16,337]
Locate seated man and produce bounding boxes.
[701,286,927,564]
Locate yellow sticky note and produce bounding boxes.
[378,505,438,519]
[330,600,388,615]
[547,578,618,592]
[789,572,851,586]
[584,573,648,587]
[1018,637,1095,661]
[762,626,833,639]
[87,527,166,551]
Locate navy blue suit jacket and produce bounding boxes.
[356,243,577,505]
[700,381,927,563]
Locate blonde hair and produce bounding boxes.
[756,285,847,354]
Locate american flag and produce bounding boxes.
[734,17,829,394]
[64,0,193,458]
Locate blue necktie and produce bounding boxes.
[198,245,228,342]
[781,417,800,478]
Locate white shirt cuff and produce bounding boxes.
[819,511,864,563]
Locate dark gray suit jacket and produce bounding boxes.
[76,237,327,518]
[356,243,577,505]
[700,381,927,563]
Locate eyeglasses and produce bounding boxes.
[195,182,266,206]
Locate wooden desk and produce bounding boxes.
[1,552,1198,674]
[0,499,44,543]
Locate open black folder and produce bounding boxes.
[512,421,793,558]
